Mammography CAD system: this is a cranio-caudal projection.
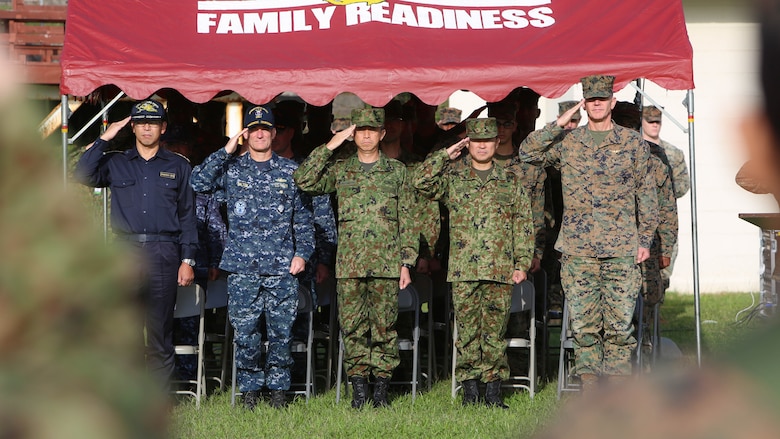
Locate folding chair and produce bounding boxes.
[312,276,338,390]
[172,284,206,408]
[556,298,578,399]
[502,280,537,399]
[289,284,316,402]
[391,282,430,402]
[204,277,231,392]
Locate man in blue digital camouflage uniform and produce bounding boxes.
[74,99,198,390]
[191,105,314,409]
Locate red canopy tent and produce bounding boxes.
[59,0,704,364]
[61,0,693,105]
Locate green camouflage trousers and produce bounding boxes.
[337,277,399,379]
[452,281,511,383]
[561,255,639,376]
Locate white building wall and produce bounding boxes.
[451,2,774,293]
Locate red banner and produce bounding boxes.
[61,0,694,105]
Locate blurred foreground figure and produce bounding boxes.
[0,58,167,437]
[536,0,780,436]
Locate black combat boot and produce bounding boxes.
[269,390,287,409]
[350,376,369,409]
[484,380,508,409]
[461,379,480,406]
[372,376,391,408]
[243,390,260,411]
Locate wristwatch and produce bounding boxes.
[182,258,196,267]
[401,263,414,270]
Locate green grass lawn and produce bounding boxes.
[171,292,768,439]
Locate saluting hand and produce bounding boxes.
[556,100,584,128]
[94,116,131,144]
[326,124,356,151]
[224,128,247,155]
[445,137,469,160]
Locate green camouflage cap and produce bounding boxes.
[580,75,615,99]
[438,107,461,125]
[558,100,581,118]
[642,105,663,123]
[487,101,518,121]
[466,117,498,140]
[351,108,384,128]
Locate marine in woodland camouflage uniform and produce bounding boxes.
[612,102,679,352]
[519,76,659,387]
[191,106,314,409]
[293,108,418,408]
[414,118,533,408]
[641,105,690,290]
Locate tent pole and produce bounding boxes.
[61,94,69,187]
[686,89,702,367]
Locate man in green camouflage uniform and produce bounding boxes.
[519,75,658,390]
[293,108,417,408]
[414,118,533,408]
[641,105,690,290]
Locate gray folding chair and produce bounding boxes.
[557,298,579,399]
[204,277,231,392]
[502,280,537,399]
[172,284,206,408]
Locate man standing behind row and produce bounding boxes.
[294,108,417,408]
[520,75,658,389]
[415,118,533,408]
[191,106,314,409]
[74,100,198,390]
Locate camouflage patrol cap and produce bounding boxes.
[330,117,351,132]
[130,99,166,122]
[642,105,663,123]
[351,108,385,128]
[581,75,615,99]
[487,101,518,121]
[438,107,461,125]
[558,100,581,119]
[465,117,498,140]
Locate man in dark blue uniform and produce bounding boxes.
[74,99,198,389]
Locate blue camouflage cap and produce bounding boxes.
[244,105,275,129]
[130,99,166,122]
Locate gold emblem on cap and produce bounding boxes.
[136,101,160,112]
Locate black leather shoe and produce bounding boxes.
[372,376,391,408]
[350,376,369,409]
[243,390,260,411]
[484,380,508,409]
[270,390,287,409]
[461,379,480,406]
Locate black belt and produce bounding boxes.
[117,233,179,243]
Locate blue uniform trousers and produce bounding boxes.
[134,241,180,388]
[229,273,298,392]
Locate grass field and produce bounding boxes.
[170,292,767,439]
